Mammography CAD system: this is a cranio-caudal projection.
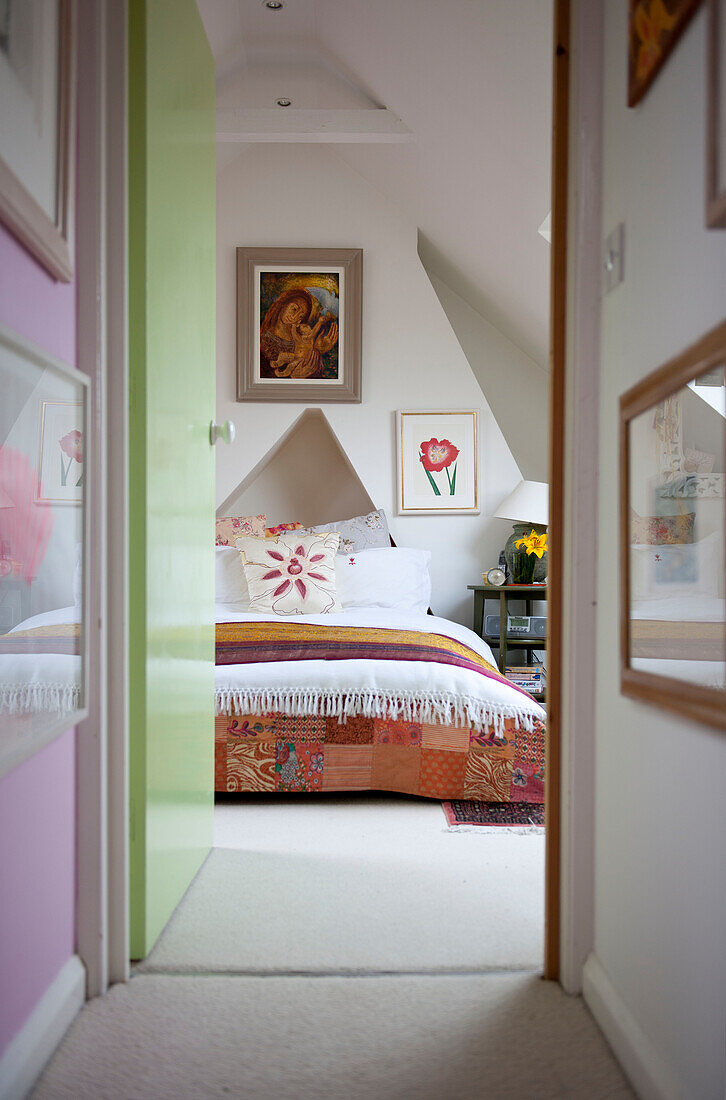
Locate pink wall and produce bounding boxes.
[0,222,76,364]
[0,220,78,1056]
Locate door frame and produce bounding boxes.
[75,0,129,995]
[79,0,599,992]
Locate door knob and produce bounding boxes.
[210,420,236,445]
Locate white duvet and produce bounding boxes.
[215,604,546,733]
[0,606,81,715]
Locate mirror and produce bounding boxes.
[0,324,88,776]
[620,322,726,732]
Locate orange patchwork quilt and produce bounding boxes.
[214,711,545,801]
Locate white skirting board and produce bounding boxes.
[0,955,85,1100]
[583,952,680,1100]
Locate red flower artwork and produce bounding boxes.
[419,437,460,496]
[59,429,83,463]
[419,438,459,472]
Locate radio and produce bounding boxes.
[484,614,547,639]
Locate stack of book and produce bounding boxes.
[505,665,546,696]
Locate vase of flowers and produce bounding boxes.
[510,527,548,584]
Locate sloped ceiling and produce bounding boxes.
[197,0,553,367]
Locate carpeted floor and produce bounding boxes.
[136,795,545,974]
[32,972,635,1100]
[31,798,634,1099]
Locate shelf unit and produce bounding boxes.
[467,582,548,699]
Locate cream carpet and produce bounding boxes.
[136,796,545,974]
[33,972,634,1100]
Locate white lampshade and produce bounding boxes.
[493,480,549,526]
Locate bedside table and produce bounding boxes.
[467,582,548,688]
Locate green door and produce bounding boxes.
[128,0,216,958]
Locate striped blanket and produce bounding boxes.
[0,623,81,656]
[216,621,535,704]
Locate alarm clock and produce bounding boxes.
[484,566,506,586]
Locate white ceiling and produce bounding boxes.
[197,0,553,366]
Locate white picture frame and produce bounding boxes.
[36,400,84,504]
[396,409,479,515]
[0,0,76,281]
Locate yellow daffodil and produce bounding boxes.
[514,529,548,559]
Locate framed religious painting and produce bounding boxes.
[397,410,479,515]
[0,0,76,281]
[237,247,362,403]
[628,0,702,106]
[619,319,726,733]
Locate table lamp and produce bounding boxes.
[493,480,549,582]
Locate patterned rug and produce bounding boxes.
[442,800,545,827]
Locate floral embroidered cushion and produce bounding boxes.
[216,514,266,546]
[298,509,390,554]
[235,531,341,615]
[265,521,304,538]
[630,511,695,545]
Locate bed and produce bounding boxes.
[0,606,82,716]
[214,605,546,800]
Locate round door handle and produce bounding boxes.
[210,420,236,445]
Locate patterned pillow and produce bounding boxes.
[235,531,341,615]
[298,509,390,555]
[216,514,266,546]
[630,511,695,545]
[265,522,304,538]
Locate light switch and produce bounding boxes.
[603,222,625,294]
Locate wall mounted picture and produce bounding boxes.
[0,0,76,280]
[237,247,362,403]
[628,0,702,106]
[706,0,726,226]
[0,322,89,779]
[36,401,84,504]
[397,410,479,515]
[619,318,725,733]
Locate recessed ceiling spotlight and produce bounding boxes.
[265,1,284,9]
[276,97,292,107]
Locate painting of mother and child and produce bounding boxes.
[259,272,340,382]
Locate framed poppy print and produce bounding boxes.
[396,410,479,515]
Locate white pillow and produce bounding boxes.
[236,531,341,615]
[215,544,251,608]
[335,547,432,613]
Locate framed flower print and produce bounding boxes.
[397,410,479,515]
[237,247,362,403]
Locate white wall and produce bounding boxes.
[216,143,523,625]
[426,271,550,482]
[588,5,726,1097]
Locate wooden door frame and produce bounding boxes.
[545,0,570,982]
[547,0,604,989]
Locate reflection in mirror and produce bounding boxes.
[628,363,726,692]
[0,326,87,778]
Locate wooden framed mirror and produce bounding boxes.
[619,319,726,732]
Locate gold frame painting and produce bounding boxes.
[628,0,702,107]
[236,246,362,403]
